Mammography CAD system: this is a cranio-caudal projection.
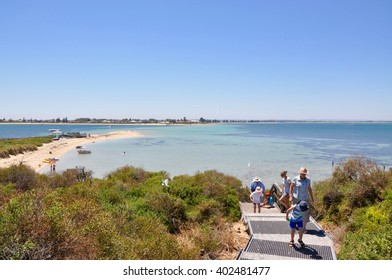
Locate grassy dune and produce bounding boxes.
[0,136,53,158]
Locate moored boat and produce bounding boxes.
[77,149,92,154]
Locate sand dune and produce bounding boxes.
[0,130,142,172]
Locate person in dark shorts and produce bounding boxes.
[286,200,309,247]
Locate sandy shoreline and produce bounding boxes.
[0,130,142,172]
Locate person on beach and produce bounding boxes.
[279,171,291,211]
[289,167,314,232]
[250,186,264,213]
[286,200,309,247]
[249,177,266,193]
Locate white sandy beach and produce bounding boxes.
[0,130,142,172]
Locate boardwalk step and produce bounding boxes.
[246,239,334,260]
[249,220,325,236]
[238,202,336,260]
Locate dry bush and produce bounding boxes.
[0,164,37,191]
[106,166,149,185]
[175,226,203,259]
[341,156,378,181]
[124,216,193,260]
[349,183,379,208]
[320,222,347,254]
[323,189,344,210]
[176,215,240,260]
[192,199,221,223]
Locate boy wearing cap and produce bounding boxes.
[286,200,309,247]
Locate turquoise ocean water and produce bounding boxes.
[1,123,391,187]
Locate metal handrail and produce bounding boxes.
[270,183,286,213]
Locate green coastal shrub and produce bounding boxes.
[313,157,390,223]
[190,199,221,223]
[338,204,392,261]
[339,227,392,260]
[169,174,203,205]
[0,190,50,259]
[0,165,244,259]
[122,215,195,260]
[170,170,242,222]
[193,170,242,221]
[146,191,187,233]
[313,157,392,259]
[0,183,17,208]
[105,165,150,185]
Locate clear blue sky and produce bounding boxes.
[1,0,391,120]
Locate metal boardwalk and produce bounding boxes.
[237,202,336,260]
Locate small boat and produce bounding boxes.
[77,149,92,154]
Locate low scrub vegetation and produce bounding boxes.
[312,156,392,259]
[0,136,52,158]
[2,155,389,259]
[0,165,244,260]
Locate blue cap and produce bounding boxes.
[299,201,309,211]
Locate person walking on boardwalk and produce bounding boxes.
[289,167,314,231]
[249,177,266,193]
[250,186,264,213]
[279,170,291,211]
[286,200,309,247]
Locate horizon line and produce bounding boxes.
[1,118,392,123]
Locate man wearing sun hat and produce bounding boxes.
[289,167,314,231]
[249,177,266,193]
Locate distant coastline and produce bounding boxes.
[1,119,391,125]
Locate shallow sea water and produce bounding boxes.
[30,122,392,187]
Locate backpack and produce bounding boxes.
[250,182,257,192]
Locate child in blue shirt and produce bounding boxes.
[286,200,309,247]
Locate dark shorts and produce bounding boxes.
[289,220,304,229]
